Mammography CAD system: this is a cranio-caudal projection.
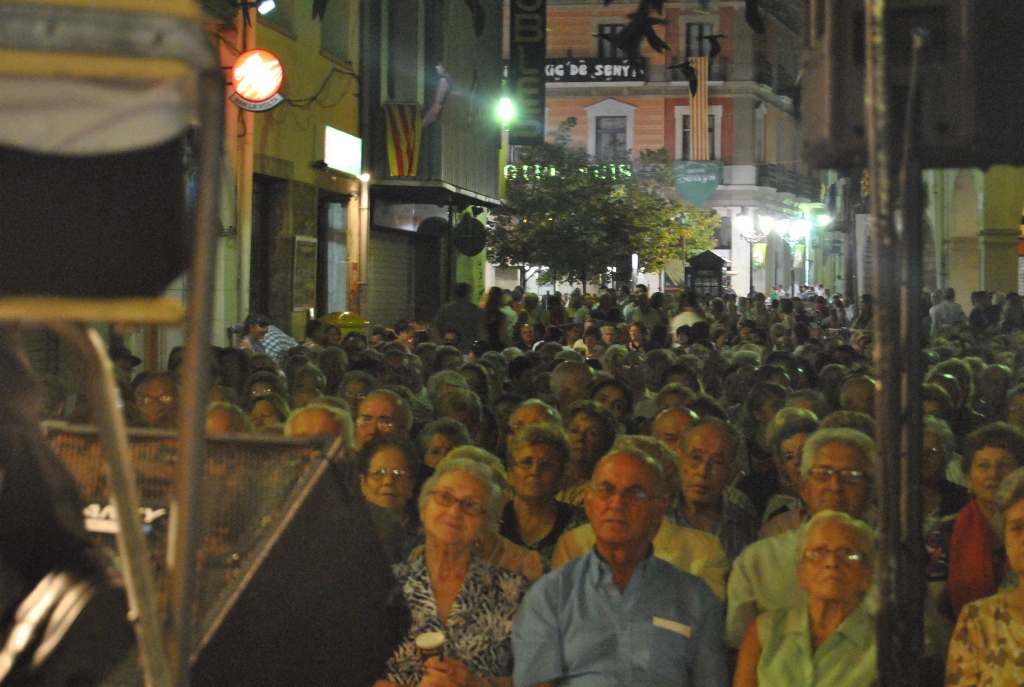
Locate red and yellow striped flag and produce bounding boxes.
[690,56,710,161]
[383,103,421,177]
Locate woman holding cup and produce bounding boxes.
[375,456,528,687]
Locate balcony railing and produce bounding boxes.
[756,163,819,201]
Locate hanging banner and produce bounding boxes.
[672,160,722,207]
[508,0,546,145]
[383,103,421,177]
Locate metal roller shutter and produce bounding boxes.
[367,228,415,329]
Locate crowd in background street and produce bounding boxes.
[37,281,1024,687]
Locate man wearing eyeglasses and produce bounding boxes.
[669,417,759,563]
[725,427,877,647]
[354,390,410,448]
[512,450,728,687]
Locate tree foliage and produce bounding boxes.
[488,118,719,287]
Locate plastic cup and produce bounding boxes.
[415,631,445,661]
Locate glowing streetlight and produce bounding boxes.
[497,97,515,124]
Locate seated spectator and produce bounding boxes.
[357,434,420,538]
[418,418,472,471]
[375,456,528,687]
[925,423,1024,620]
[727,428,877,646]
[133,372,178,429]
[654,382,698,413]
[204,402,252,434]
[651,406,698,458]
[500,424,584,570]
[590,377,636,434]
[558,400,617,507]
[284,403,353,448]
[248,393,290,431]
[946,467,1024,685]
[760,412,820,532]
[432,447,543,583]
[245,370,288,403]
[734,511,877,687]
[513,449,728,687]
[921,416,969,535]
[354,389,411,448]
[669,417,758,562]
[435,388,483,437]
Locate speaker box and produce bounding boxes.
[801,0,1024,169]
[190,459,406,687]
[46,427,405,686]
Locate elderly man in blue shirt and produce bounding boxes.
[512,448,728,687]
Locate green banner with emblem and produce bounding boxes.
[672,160,723,207]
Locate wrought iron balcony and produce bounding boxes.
[756,163,819,201]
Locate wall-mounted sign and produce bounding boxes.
[230,49,285,112]
[504,163,632,180]
[672,160,723,207]
[324,126,362,177]
[545,58,646,83]
[508,0,546,145]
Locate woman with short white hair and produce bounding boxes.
[734,510,877,687]
[375,456,527,687]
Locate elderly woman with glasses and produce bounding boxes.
[375,456,529,687]
[500,424,584,570]
[925,422,1024,621]
[946,467,1024,685]
[357,434,420,536]
[734,510,877,687]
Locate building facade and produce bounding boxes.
[503,0,832,297]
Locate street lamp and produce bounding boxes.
[737,213,765,297]
[775,218,809,294]
[497,97,515,126]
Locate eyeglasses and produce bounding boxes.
[590,482,657,504]
[802,546,865,565]
[512,457,559,472]
[367,468,410,481]
[807,465,868,485]
[429,489,486,517]
[139,394,174,407]
[357,415,396,431]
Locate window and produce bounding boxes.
[320,0,354,63]
[585,99,636,157]
[674,105,723,161]
[597,24,627,58]
[595,116,628,158]
[685,22,714,57]
[257,0,295,36]
[680,115,717,161]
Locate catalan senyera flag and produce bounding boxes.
[383,103,421,177]
[690,56,710,161]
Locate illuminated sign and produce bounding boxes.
[545,58,646,83]
[230,49,285,112]
[504,163,632,180]
[508,0,546,145]
[324,127,362,177]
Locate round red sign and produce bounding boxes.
[232,49,283,103]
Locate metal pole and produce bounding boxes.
[51,324,173,687]
[168,69,224,687]
[866,0,921,685]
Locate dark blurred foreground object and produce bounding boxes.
[801,0,1024,168]
[44,422,409,687]
[190,459,409,686]
[0,141,187,298]
[0,328,134,686]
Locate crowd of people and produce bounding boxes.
[45,281,1024,686]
